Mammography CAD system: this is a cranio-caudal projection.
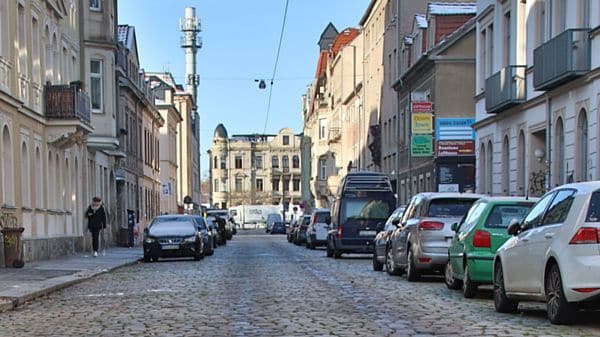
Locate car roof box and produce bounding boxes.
[340,172,393,195]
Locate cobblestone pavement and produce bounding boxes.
[1,231,599,337]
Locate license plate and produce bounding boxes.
[360,230,376,236]
[161,244,179,250]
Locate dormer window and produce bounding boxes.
[283,135,290,146]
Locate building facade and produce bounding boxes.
[473,0,600,197]
[209,125,302,209]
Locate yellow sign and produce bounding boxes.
[412,113,433,134]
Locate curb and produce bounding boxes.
[0,257,142,313]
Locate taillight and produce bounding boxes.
[337,225,342,239]
[573,288,600,293]
[473,229,491,248]
[419,221,444,231]
[569,227,600,244]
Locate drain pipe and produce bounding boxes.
[545,93,552,192]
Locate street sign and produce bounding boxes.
[411,135,433,157]
[436,118,475,140]
[411,101,433,113]
[437,140,475,156]
[411,113,433,134]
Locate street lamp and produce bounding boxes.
[254,79,267,89]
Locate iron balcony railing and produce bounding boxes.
[44,82,91,124]
[485,65,527,114]
[533,28,591,91]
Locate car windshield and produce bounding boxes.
[314,212,329,223]
[485,204,533,228]
[385,207,405,225]
[149,220,194,231]
[151,216,192,225]
[302,217,311,225]
[427,198,477,218]
[342,199,392,222]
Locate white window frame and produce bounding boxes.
[90,0,101,11]
[90,59,103,112]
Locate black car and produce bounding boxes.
[192,215,215,256]
[143,215,204,262]
[270,221,287,234]
[372,206,405,271]
[206,209,233,240]
[206,216,227,245]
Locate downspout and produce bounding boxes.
[545,94,552,191]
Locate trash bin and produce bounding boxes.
[1,227,24,268]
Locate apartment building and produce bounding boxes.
[473,0,600,196]
[209,124,302,209]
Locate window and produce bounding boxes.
[90,0,101,10]
[502,136,510,194]
[235,178,243,192]
[554,118,564,186]
[577,109,588,181]
[32,17,40,83]
[427,198,477,218]
[256,178,263,192]
[282,178,290,192]
[282,155,289,169]
[292,179,300,192]
[90,59,103,111]
[235,155,242,169]
[458,201,488,234]
[319,119,328,139]
[292,155,299,169]
[485,204,532,228]
[255,155,263,169]
[213,156,218,169]
[319,158,327,180]
[220,156,226,169]
[214,179,219,192]
[503,11,510,68]
[542,190,575,225]
[283,135,289,146]
[272,155,279,169]
[21,142,30,207]
[2,126,14,205]
[521,192,555,229]
[518,131,526,194]
[272,177,280,191]
[486,141,493,194]
[17,4,26,75]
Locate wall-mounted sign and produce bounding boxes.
[161,182,172,196]
[411,101,433,113]
[411,135,433,157]
[412,113,433,134]
[437,140,475,156]
[436,118,475,140]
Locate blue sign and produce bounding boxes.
[436,118,476,141]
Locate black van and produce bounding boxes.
[326,172,396,258]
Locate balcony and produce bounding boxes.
[328,127,341,144]
[533,29,590,91]
[44,82,93,148]
[45,82,91,124]
[485,66,526,114]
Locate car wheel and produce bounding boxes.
[151,256,158,262]
[406,248,420,282]
[334,249,342,259]
[493,262,518,313]
[372,252,384,272]
[546,263,577,325]
[310,241,316,250]
[385,246,400,275]
[444,260,462,290]
[462,264,477,298]
[326,238,334,258]
[143,254,151,263]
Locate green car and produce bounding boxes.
[445,197,536,298]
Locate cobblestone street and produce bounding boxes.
[1,231,599,337]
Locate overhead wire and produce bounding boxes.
[262,0,290,135]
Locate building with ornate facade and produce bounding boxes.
[208,124,302,209]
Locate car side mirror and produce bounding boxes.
[507,221,522,236]
[392,219,400,227]
[325,216,331,225]
[451,222,458,232]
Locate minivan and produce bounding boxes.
[326,172,396,258]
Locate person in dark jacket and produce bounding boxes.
[86,197,107,257]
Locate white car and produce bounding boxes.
[306,208,330,249]
[493,181,600,324]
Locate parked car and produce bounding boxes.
[386,192,483,280]
[327,172,396,258]
[306,209,331,249]
[206,209,233,240]
[445,197,535,297]
[143,215,204,262]
[493,182,600,324]
[266,213,283,233]
[205,216,223,247]
[270,221,287,234]
[192,215,215,256]
[294,214,310,245]
[373,206,406,271]
[289,216,308,242]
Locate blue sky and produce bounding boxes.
[118,0,370,176]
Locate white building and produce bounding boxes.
[473,0,600,197]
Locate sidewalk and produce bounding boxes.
[0,247,142,313]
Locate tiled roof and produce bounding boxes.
[315,51,328,78]
[330,28,360,57]
[415,14,428,29]
[428,2,476,15]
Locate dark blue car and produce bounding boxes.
[270,221,287,234]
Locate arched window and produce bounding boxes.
[47,151,53,209]
[272,155,279,169]
[554,117,565,186]
[65,158,70,211]
[502,136,510,194]
[21,142,30,207]
[577,109,588,182]
[479,143,486,194]
[517,131,526,195]
[35,147,42,208]
[292,155,300,169]
[282,155,289,169]
[487,141,493,195]
[2,126,14,205]
[213,156,218,169]
[56,153,61,209]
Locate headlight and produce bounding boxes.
[145,237,156,244]
[184,235,197,243]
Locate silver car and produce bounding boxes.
[386,193,484,281]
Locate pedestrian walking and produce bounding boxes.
[86,197,107,257]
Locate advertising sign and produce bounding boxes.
[436,118,475,140]
[411,101,433,113]
[412,113,433,134]
[437,162,476,193]
[437,140,475,156]
[411,135,433,157]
